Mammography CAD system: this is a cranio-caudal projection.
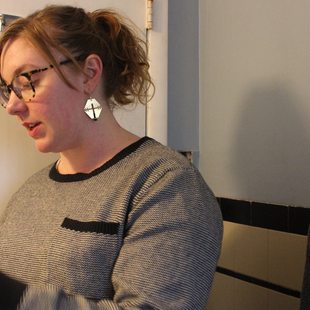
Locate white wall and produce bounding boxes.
[199,0,310,207]
[146,0,168,145]
[167,0,199,154]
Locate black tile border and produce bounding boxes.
[252,202,289,232]
[220,198,251,225]
[216,266,301,298]
[218,197,310,235]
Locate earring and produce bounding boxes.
[84,97,102,121]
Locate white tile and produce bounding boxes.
[268,290,299,310]
[234,278,268,310]
[268,230,307,291]
[219,222,268,280]
[206,272,236,310]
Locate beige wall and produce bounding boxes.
[199,0,310,207]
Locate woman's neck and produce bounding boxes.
[56,115,140,174]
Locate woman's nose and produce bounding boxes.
[5,92,28,115]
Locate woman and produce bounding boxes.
[0,5,222,309]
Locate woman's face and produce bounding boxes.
[0,37,89,153]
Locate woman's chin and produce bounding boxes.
[34,140,55,153]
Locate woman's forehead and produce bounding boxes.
[1,39,36,78]
[0,37,59,80]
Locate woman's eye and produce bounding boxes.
[15,75,31,88]
[21,82,33,90]
[29,77,40,87]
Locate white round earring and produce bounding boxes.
[84,97,102,121]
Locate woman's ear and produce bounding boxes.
[82,54,103,94]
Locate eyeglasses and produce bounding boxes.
[0,59,73,108]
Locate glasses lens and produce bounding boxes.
[13,75,35,102]
[0,80,10,108]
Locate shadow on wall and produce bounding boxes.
[231,82,310,206]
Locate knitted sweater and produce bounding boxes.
[0,137,223,310]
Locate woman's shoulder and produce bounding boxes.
[15,163,54,193]
[126,137,211,195]
[130,136,194,171]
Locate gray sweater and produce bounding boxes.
[0,137,223,309]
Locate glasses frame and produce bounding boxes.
[0,58,73,108]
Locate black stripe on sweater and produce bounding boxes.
[61,217,119,235]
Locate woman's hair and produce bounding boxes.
[0,5,154,107]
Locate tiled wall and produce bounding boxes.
[206,198,309,310]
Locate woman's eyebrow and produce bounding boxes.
[4,63,41,82]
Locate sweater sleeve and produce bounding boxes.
[17,167,223,310]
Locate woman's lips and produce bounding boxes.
[23,122,42,138]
